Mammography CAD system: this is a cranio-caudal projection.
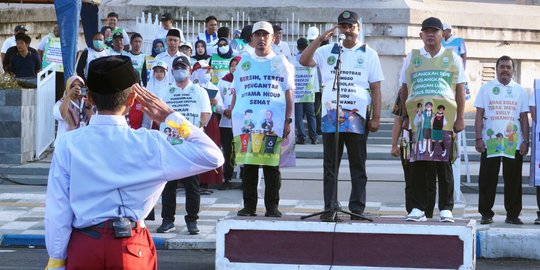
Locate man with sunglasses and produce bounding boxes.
[300,10,384,220]
[156,55,212,234]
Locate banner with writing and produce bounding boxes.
[42,36,64,72]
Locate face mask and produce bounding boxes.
[172,68,190,81]
[93,40,105,50]
[153,47,165,55]
[218,45,230,54]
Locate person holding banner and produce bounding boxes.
[231,21,294,218]
[475,56,529,225]
[400,17,466,223]
[156,55,212,234]
[529,83,540,225]
[38,24,64,101]
[299,10,384,220]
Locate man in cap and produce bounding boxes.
[110,32,125,55]
[44,55,223,269]
[231,21,295,217]
[300,10,384,221]
[306,26,325,136]
[400,17,466,222]
[153,13,185,41]
[156,55,212,234]
[154,29,186,84]
[1,25,27,63]
[442,23,467,68]
[271,24,291,59]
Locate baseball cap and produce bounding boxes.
[14,25,27,32]
[443,23,452,30]
[112,32,123,40]
[152,60,168,71]
[160,13,173,22]
[179,42,193,49]
[172,55,191,69]
[421,17,443,31]
[252,21,273,35]
[338,10,359,25]
[307,26,319,40]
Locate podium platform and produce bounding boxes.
[216,216,476,270]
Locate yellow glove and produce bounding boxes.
[45,258,65,270]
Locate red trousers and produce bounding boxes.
[66,221,157,270]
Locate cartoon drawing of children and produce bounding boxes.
[421,101,433,154]
[242,109,255,134]
[504,121,517,147]
[413,102,424,154]
[261,109,274,134]
[495,133,505,152]
[430,104,447,157]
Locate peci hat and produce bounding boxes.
[166,29,181,38]
[421,17,443,31]
[252,21,274,35]
[160,13,173,22]
[172,55,191,69]
[152,60,168,71]
[87,56,139,95]
[443,23,452,30]
[14,25,27,32]
[307,26,319,40]
[338,10,359,25]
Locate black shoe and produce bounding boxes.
[310,137,318,145]
[350,211,368,220]
[265,208,282,218]
[480,217,493,225]
[186,221,200,235]
[505,217,523,225]
[237,208,257,216]
[156,221,175,233]
[320,212,334,221]
[296,138,305,145]
[217,181,232,190]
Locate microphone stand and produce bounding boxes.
[302,38,372,222]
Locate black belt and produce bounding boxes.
[74,220,145,239]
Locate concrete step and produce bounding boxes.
[462,183,537,195]
[3,175,48,186]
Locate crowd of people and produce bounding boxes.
[25,9,539,270]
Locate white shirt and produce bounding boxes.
[53,98,87,141]
[38,34,53,51]
[216,78,234,128]
[153,27,185,42]
[271,40,292,60]
[399,47,467,85]
[154,50,187,84]
[1,36,15,53]
[45,112,223,261]
[162,81,212,127]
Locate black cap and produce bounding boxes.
[172,55,191,69]
[112,32,123,40]
[166,29,181,38]
[338,10,359,25]
[87,56,139,95]
[14,25,27,32]
[272,24,283,32]
[297,37,309,50]
[160,13,173,22]
[421,17,443,31]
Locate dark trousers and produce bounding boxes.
[537,187,540,212]
[314,92,322,134]
[242,164,281,211]
[55,71,65,102]
[220,127,234,181]
[478,151,523,219]
[161,175,200,223]
[294,102,317,140]
[402,158,437,217]
[411,161,454,212]
[322,132,367,213]
[80,3,99,49]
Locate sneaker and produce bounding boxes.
[217,180,232,190]
[156,221,175,233]
[237,208,257,216]
[265,208,282,218]
[405,208,427,222]
[186,221,200,235]
[440,210,454,223]
[535,216,540,225]
[441,149,447,157]
[310,137,319,145]
[505,217,523,225]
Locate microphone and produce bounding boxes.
[338,34,346,42]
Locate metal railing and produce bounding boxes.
[35,63,56,159]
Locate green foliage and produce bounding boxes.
[487,128,494,138]
[0,73,22,89]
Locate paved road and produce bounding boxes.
[1,248,539,269]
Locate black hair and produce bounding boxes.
[130,32,143,43]
[425,101,433,107]
[93,32,104,39]
[417,102,423,108]
[217,27,230,39]
[437,104,445,110]
[496,55,514,69]
[107,12,119,18]
[245,109,253,114]
[88,87,131,112]
[15,33,30,44]
[205,16,218,24]
[240,25,252,43]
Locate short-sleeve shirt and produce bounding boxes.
[162,81,212,127]
[10,51,41,78]
[441,36,466,56]
[399,47,467,85]
[1,36,15,54]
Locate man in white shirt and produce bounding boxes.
[300,10,384,221]
[107,12,130,51]
[153,13,185,42]
[197,16,219,53]
[154,29,186,84]
[271,24,291,60]
[156,55,212,234]
[1,25,27,63]
[475,55,529,225]
[44,55,223,269]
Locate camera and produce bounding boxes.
[79,86,88,96]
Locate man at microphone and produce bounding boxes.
[300,10,384,220]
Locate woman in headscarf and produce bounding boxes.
[100,26,113,48]
[209,37,234,85]
[53,75,94,142]
[191,40,210,64]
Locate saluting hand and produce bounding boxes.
[133,84,174,124]
[319,25,338,42]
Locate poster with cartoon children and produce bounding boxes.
[484,121,519,158]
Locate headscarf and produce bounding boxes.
[63,75,89,130]
[147,66,170,98]
[221,56,241,83]
[151,39,165,57]
[193,40,210,61]
[100,26,113,48]
[216,37,233,59]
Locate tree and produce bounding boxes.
[487,128,494,139]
